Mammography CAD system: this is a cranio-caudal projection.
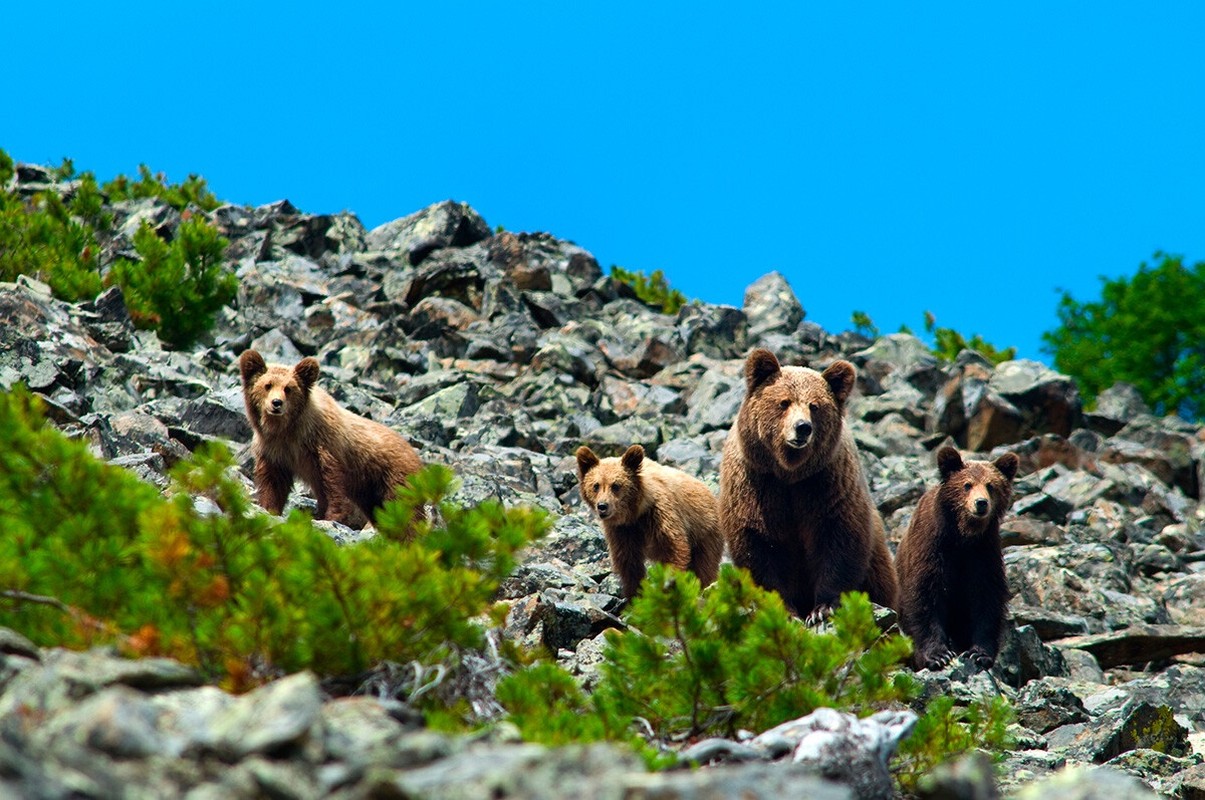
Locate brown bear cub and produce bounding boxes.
[895,446,1020,671]
[576,444,724,598]
[720,348,898,621]
[239,350,422,527]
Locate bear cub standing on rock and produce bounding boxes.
[895,446,1020,671]
[239,350,423,528]
[576,444,724,598]
[720,349,898,621]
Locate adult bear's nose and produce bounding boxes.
[794,420,813,440]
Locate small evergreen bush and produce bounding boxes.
[611,265,689,314]
[108,215,237,349]
[0,385,549,701]
[498,564,1012,784]
[0,177,104,300]
[103,163,221,212]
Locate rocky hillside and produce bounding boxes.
[2,161,1205,798]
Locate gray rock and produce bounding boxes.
[210,671,323,761]
[743,271,804,341]
[1012,765,1159,800]
[768,707,917,800]
[365,200,490,264]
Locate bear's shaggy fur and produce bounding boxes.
[239,350,422,527]
[719,348,898,620]
[895,446,1020,670]
[576,444,724,598]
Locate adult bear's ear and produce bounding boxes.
[239,350,266,386]
[575,446,600,480]
[745,348,781,392]
[994,452,1020,482]
[937,446,964,481]
[822,360,856,405]
[294,357,320,391]
[621,444,645,473]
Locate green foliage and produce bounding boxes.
[499,564,1013,786]
[108,215,237,349]
[851,310,880,339]
[1042,252,1205,419]
[0,176,104,301]
[895,695,1014,792]
[611,265,689,314]
[924,311,1017,365]
[0,149,236,342]
[103,164,221,212]
[0,149,14,185]
[495,663,613,746]
[0,385,549,700]
[593,566,913,737]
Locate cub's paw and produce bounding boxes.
[964,646,996,671]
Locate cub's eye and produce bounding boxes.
[592,483,600,492]
[809,402,819,412]
[963,482,973,491]
[284,386,293,394]
[779,399,791,410]
[611,483,620,492]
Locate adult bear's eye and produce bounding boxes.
[779,399,790,410]
[963,482,973,491]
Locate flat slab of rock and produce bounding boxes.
[1053,625,1205,669]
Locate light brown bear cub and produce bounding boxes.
[720,348,898,621]
[895,446,1020,671]
[576,444,724,598]
[239,350,422,527]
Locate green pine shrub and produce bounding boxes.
[0,178,104,301]
[924,310,1016,365]
[0,149,239,346]
[498,564,1013,783]
[108,215,237,349]
[611,265,689,314]
[103,163,221,212]
[0,385,549,700]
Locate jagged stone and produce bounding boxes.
[1045,700,1188,764]
[365,200,490,264]
[742,271,804,341]
[1053,625,1205,669]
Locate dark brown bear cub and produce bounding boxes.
[719,348,898,621]
[576,444,724,598]
[239,350,423,527]
[895,446,1020,670]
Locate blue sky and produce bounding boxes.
[6,4,1204,363]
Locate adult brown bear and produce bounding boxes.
[719,348,897,621]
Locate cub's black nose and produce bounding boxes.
[597,501,609,514]
[974,498,989,515]
[271,398,284,410]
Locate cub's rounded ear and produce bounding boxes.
[621,444,645,473]
[575,446,600,480]
[238,350,267,385]
[294,357,320,390]
[822,360,856,404]
[937,446,965,481]
[745,348,781,392]
[994,452,1021,482]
